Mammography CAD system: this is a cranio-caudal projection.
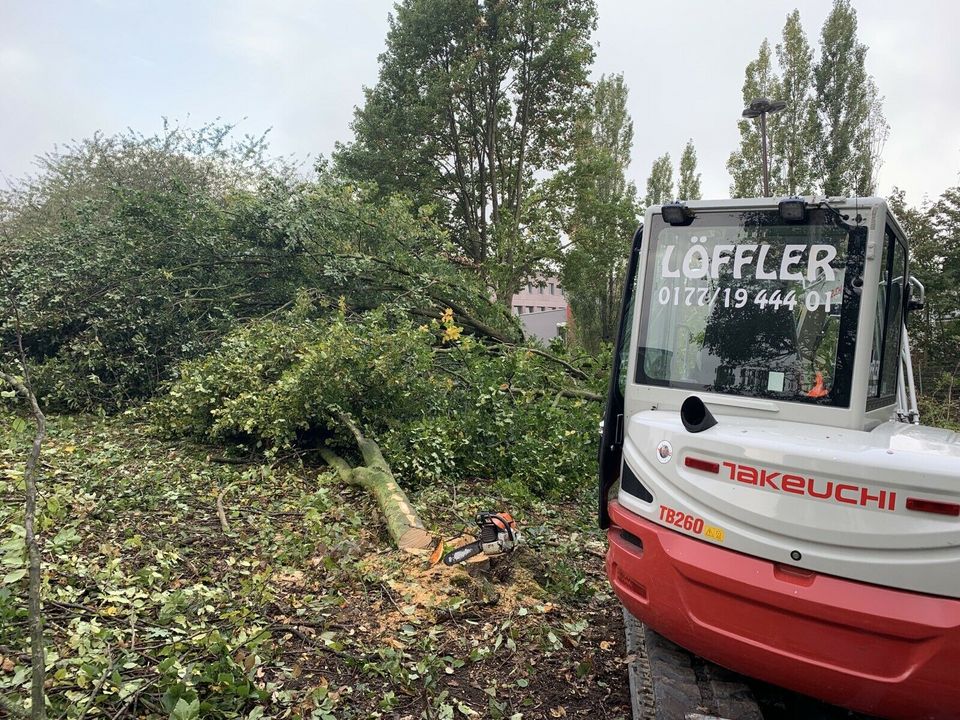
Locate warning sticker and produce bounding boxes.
[704,526,725,543]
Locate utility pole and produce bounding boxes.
[742,98,786,196]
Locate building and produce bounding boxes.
[511,276,570,342]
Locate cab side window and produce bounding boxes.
[617,287,636,397]
[868,227,907,404]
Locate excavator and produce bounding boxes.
[599,196,959,720]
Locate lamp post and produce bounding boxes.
[742,98,786,196]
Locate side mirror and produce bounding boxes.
[906,276,925,314]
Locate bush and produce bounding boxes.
[2,124,517,410]
[917,369,960,431]
[0,125,303,408]
[153,304,603,498]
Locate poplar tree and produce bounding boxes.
[561,73,640,351]
[677,140,702,200]
[774,10,817,195]
[727,3,888,198]
[644,153,674,208]
[813,0,887,196]
[726,40,782,197]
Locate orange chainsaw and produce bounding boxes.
[442,512,519,566]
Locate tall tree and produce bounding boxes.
[859,77,890,193]
[644,153,674,207]
[813,0,887,196]
[929,186,960,327]
[677,140,702,200]
[560,74,640,351]
[334,0,597,306]
[726,40,783,197]
[889,187,960,375]
[773,10,817,195]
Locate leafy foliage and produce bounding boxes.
[0,124,301,408]
[726,3,888,198]
[153,302,436,449]
[773,9,818,196]
[152,304,602,498]
[643,153,673,208]
[813,0,887,196]
[641,140,700,206]
[727,39,783,198]
[676,140,702,202]
[891,186,960,410]
[0,126,519,410]
[381,337,604,499]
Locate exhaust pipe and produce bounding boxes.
[680,396,717,433]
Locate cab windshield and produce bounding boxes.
[636,209,863,406]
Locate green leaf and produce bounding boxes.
[171,697,200,720]
[2,568,27,585]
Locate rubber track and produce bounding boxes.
[622,608,763,720]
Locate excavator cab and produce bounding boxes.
[600,197,959,720]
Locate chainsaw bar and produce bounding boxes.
[442,541,483,566]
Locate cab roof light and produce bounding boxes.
[778,197,807,223]
[905,498,960,517]
[684,456,719,474]
[662,202,695,226]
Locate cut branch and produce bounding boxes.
[500,344,589,381]
[321,414,433,552]
[216,484,236,534]
[431,295,517,345]
[506,385,603,403]
[556,387,603,402]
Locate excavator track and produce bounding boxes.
[623,608,761,719]
[623,609,877,720]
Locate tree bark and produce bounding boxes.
[321,414,433,552]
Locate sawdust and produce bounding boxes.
[357,543,549,635]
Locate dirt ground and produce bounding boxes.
[257,487,635,718]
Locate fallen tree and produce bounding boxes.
[152,304,604,538]
[320,413,433,552]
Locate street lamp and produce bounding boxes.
[742,98,786,196]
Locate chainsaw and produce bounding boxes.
[442,512,519,566]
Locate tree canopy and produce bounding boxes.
[677,140,703,201]
[643,153,674,208]
[727,2,888,198]
[813,0,886,196]
[335,0,598,306]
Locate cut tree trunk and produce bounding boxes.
[321,414,433,552]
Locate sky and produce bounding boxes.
[2,0,959,206]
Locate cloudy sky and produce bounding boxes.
[2,0,958,206]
